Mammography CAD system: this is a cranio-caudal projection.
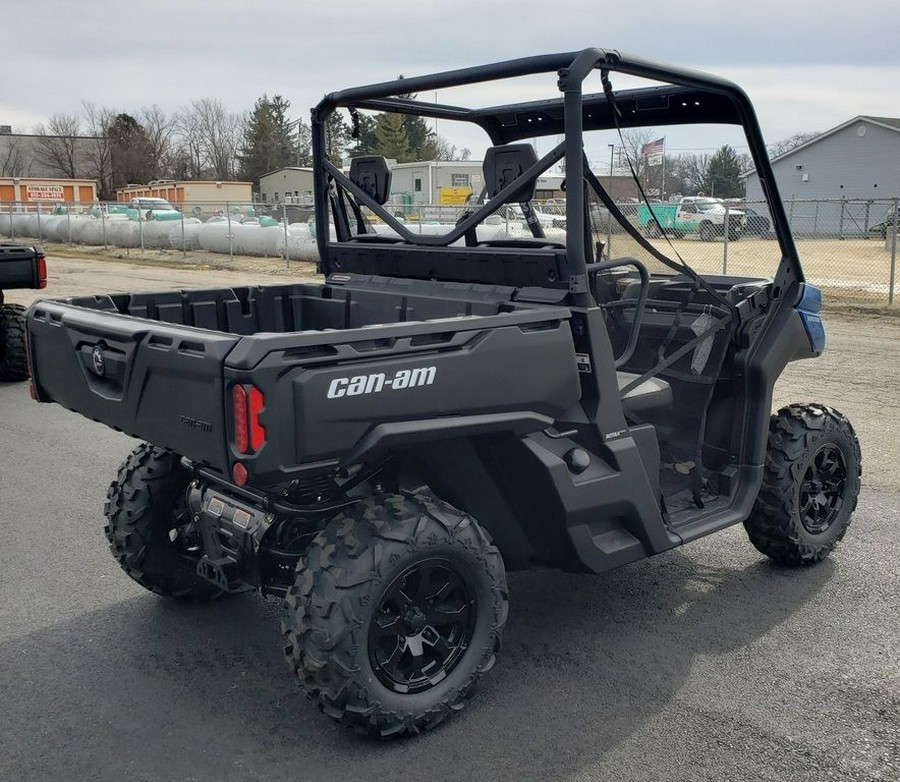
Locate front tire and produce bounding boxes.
[104,443,223,601]
[0,303,29,381]
[744,404,861,566]
[282,489,508,738]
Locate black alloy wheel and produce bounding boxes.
[799,444,847,534]
[368,558,476,694]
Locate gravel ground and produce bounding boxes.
[0,255,897,781]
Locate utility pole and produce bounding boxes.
[608,143,615,187]
[607,144,615,257]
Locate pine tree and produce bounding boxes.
[374,113,412,162]
[349,113,380,157]
[238,94,300,187]
[396,79,438,160]
[324,112,351,164]
[707,145,744,198]
[107,113,153,189]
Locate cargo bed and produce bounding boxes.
[27,275,581,485]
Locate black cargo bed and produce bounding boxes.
[28,276,581,484]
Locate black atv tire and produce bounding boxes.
[104,443,222,601]
[282,489,508,738]
[744,404,861,566]
[0,303,29,382]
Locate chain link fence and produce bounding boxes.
[1,196,898,307]
[566,196,900,308]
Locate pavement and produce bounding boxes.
[0,257,897,781]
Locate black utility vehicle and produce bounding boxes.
[1,243,45,381]
[25,50,861,738]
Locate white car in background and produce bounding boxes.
[129,198,181,221]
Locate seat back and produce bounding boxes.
[483,144,538,202]
[348,156,391,204]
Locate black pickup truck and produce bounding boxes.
[1,243,46,381]
[25,49,861,738]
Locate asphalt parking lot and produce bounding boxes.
[0,258,897,781]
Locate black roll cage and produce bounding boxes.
[311,48,803,306]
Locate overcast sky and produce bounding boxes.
[4,0,898,162]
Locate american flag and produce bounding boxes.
[641,137,665,166]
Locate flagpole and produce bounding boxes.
[662,139,667,200]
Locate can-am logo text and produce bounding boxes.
[327,366,437,399]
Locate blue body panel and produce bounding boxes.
[797,284,825,354]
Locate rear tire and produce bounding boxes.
[104,443,223,601]
[699,221,716,241]
[0,303,29,382]
[744,404,861,566]
[282,489,508,738]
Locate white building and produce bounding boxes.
[745,116,900,235]
[258,167,315,205]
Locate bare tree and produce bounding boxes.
[171,99,243,180]
[671,153,712,195]
[172,107,205,179]
[433,136,473,162]
[33,113,82,178]
[189,98,244,179]
[0,135,26,176]
[617,128,657,184]
[82,101,114,199]
[767,132,820,160]
[140,105,175,179]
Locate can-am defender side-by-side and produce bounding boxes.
[25,49,861,737]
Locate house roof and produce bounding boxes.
[769,115,900,165]
[863,116,900,131]
[259,166,314,180]
[389,160,484,169]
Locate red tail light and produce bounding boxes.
[232,384,249,453]
[231,383,265,455]
[248,387,265,451]
[232,462,249,486]
[36,253,47,290]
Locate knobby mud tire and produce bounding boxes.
[104,443,223,601]
[282,489,508,738]
[744,404,861,566]
[0,303,29,381]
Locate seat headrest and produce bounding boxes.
[483,144,538,203]
[349,156,391,205]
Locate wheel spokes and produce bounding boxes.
[425,602,470,626]
[800,444,848,533]
[368,558,476,694]
[371,612,402,638]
